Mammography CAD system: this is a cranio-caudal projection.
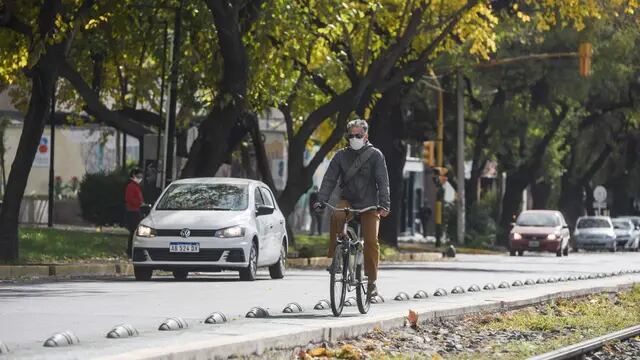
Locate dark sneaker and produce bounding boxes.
[367,282,378,297]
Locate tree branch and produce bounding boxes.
[0,1,33,38]
[59,61,152,138]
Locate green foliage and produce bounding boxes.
[16,227,127,264]
[78,170,130,227]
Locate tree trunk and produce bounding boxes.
[498,173,527,247]
[181,1,249,178]
[530,180,551,209]
[368,85,406,248]
[0,61,59,261]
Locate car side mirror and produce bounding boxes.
[256,205,275,216]
[140,204,152,217]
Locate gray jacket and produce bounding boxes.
[318,143,391,211]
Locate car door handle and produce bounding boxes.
[279,220,284,224]
[269,224,274,228]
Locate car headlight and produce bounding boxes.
[547,234,557,241]
[136,225,156,237]
[216,226,245,238]
[512,233,522,240]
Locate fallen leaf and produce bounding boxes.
[431,354,444,360]
[408,309,419,328]
[338,344,361,360]
[308,347,328,357]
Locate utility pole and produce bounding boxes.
[456,69,465,245]
[164,0,184,186]
[48,81,57,228]
[435,76,444,247]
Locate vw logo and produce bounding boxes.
[180,228,191,238]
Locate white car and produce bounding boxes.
[132,178,287,281]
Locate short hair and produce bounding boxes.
[346,119,368,133]
[129,168,143,178]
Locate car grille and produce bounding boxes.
[134,248,245,262]
[523,235,546,241]
[155,229,217,237]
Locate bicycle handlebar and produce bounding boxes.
[323,202,379,214]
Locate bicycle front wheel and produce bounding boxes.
[330,245,348,317]
[355,257,371,314]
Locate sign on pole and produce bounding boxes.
[33,135,50,168]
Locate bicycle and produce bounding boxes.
[324,202,378,317]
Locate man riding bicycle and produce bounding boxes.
[313,119,390,297]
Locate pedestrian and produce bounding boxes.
[309,185,323,235]
[124,168,144,259]
[419,204,432,237]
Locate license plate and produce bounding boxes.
[169,242,200,253]
[529,240,540,247]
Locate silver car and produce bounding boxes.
[613,218,640,251]
[574,216,617,252]
[132,178,288,281]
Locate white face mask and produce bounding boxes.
[133,177,143,184]
[349,137,365,150]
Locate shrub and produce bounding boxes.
[78,169,130,226]
[445,190,499,246]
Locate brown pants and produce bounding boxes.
[327,200,380,282]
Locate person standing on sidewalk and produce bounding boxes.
[124,168,144,258]
[308,185,323,235]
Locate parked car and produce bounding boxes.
[618,216,640,231]
[612,218,640,251]
[132,178,288,281]
[574,216,617,252]
[509,210,571,257]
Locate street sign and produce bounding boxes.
[593,186,607,203]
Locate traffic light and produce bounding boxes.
[432,167,448,186]
[422,141,435,166]
[579,42,592,77]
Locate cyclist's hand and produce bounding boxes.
[378,208,390,218]
[312,202,326,213]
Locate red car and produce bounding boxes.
[509,210,571,257]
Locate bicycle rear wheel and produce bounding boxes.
[330,245,348,316]
[355,253,370,314]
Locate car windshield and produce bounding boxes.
[577,218,610,229]
[156,183,248,211]
[516,212,559,227]
[613,220,631,230]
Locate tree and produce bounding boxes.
[0,0,97,261]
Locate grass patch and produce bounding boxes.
[292,234,398,259]
[9,227,128,264]
[456,285,640,359]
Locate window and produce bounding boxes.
[516,212,560,227]
[613,220,631,230]
[577,218,611,229]
[259,187,275,208]
[156,183,248,211]
[254,188,265,208]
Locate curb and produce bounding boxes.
[289,252,442,269]
[0,262,132,280]
[0,253,443,279]
[95,282,639,360]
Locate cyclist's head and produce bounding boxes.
[346,119,368,150]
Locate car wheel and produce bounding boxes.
[134,266,152,281]
[269,240,286,280]
[563,245,569,256]
[240,242,258,281]
[172,270,188,280]
[517,250,524,256]
[509,250,516,256]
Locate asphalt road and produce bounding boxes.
[1,252,639,354]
